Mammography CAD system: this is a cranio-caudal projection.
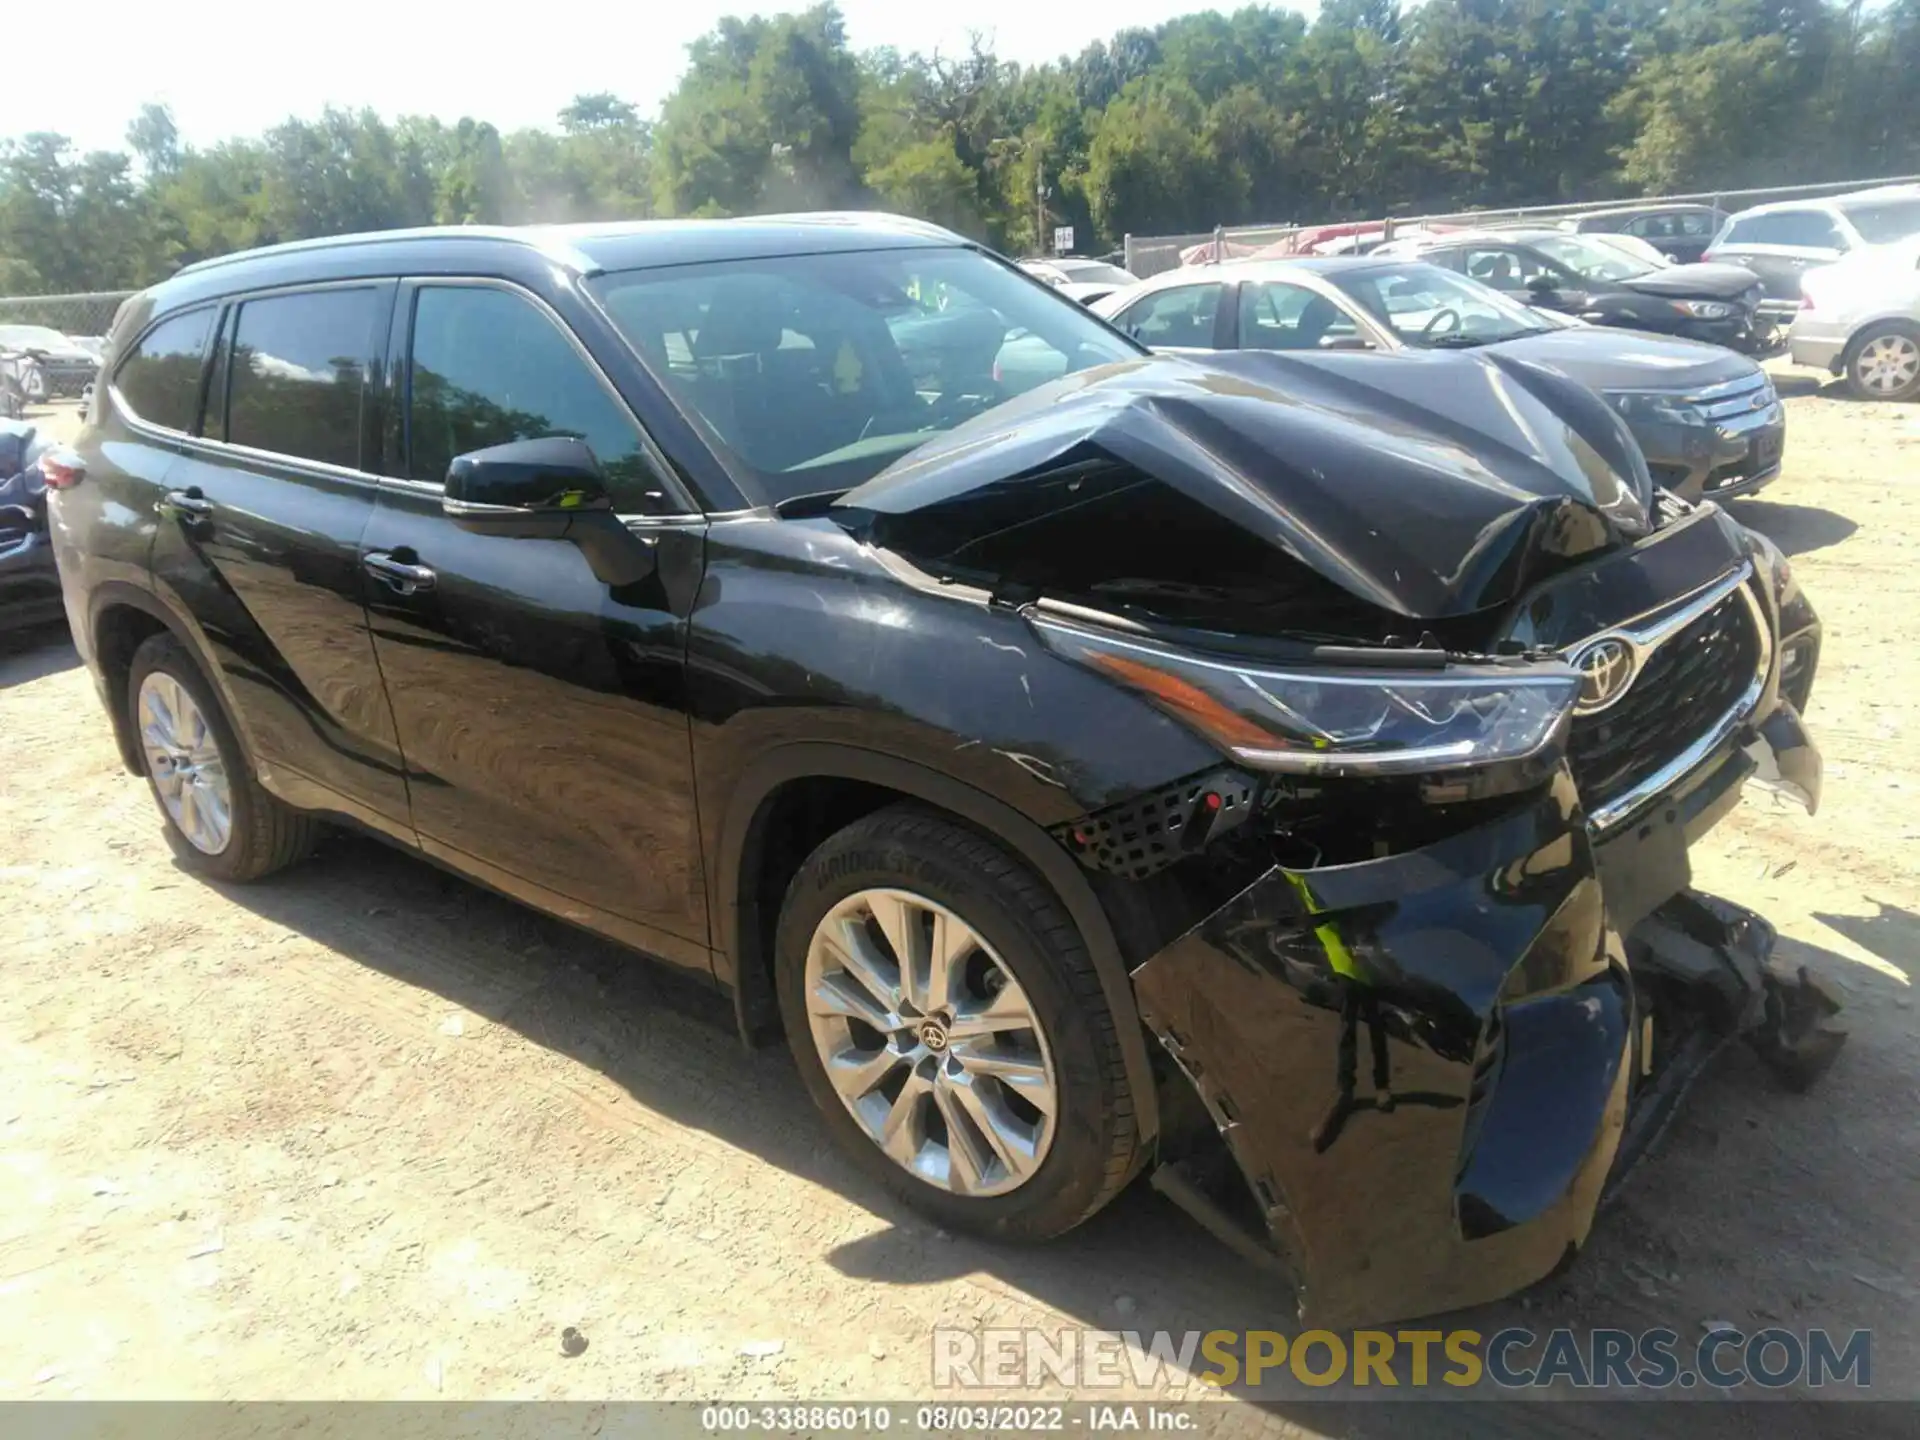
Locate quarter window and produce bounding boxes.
[113,308,214,433]
[406,286,666,512]
[1109,284,1224,347]
[224,289,382,470]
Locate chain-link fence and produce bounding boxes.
[0,291,136,339]
[1124,172,1920,277]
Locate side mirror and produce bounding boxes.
[444,436,610,534]
[443,436,655,589]
[1525,274,1558,296]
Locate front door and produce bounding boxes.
[359,278,710,974]
[149,282,413,831]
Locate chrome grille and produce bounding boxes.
[1567,584,1763,819]
[1684,370,1774,421]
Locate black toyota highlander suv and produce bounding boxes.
[48,215,1835,1327]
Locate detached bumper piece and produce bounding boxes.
[1131,785,1843,1328]
[1610,891,1846,1192]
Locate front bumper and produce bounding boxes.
[1132,700,1828,1327]
[1634,402,1785,505]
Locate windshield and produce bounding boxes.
[1528,233,1655,282]
[1838,197,1920,245]
[1327,261,1554,348]
[0,325,71,349]
[1055,260,1137,286]
[589,247,1140,502]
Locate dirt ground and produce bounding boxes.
[2,371,1916,1433]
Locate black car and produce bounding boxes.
[0,324,100,400]
[49,216,1837,1327]
[1570,204,1729,265]
[1096,257,1786,503]
[0,421,63,631]
[1388,227,1773,353]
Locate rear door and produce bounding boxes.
[359,277,711,975]
[148,281,413,833]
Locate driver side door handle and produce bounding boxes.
[363,551,438,596]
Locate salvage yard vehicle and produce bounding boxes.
[1095,257,1787,502]
[1789,234,1920,402]
[1707,184,1920,320]
[0,419,62,631]
[1376,226,1777,354]
[1568,203,1728,265]
[46,215,1841,1326]
[0,323,100,399]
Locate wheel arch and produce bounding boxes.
[86,581,253,779]
[715,742,1160,1148]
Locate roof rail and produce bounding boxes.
[172,226,604,279]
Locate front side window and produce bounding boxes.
[1237,281,1359,351]
[406,285,666,511]
[224,289,381,469]
[588,246,1139,501]
[113,308,213,432]
[1110,284,1223,348]
[1460,247,1556,291]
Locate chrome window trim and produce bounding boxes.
[394,275,697,517]
[1565,562,1774,834]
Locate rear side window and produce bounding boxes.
[224,288,382,470]
[113,308,213,432]
[1725,210,1845,249]
[1109,284,1223,347]
[405,285,667,511]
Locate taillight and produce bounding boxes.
[40,450,86,490]
[1701,249,1718,263]
[1799,294,1815,311]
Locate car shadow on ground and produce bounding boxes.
[205,831,1911,1433]
[0,623,78,689]
[1728,498,1859,557]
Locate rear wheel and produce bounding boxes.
[775,806,1139,1240]
[1846,323,1920,402]
[127,633,319,881]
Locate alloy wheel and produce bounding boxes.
[1855,333,1920,397]
[137,671,233,855]
[803,887,1058,1197]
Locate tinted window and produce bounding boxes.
[1237,281,1359,351]
[407,285,665,511]
[225,289,380,469]
[1460,247,1554,291]
[1680,211,1716,237]
[1727,210,1845,249]
[589,247,1137,500]
[114,308,213,432]
[1111,284,1223,347]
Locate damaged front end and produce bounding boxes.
[835,347,1841,1327]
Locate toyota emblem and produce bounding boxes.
[1571,637,1636,712]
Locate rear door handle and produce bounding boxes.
[363,551,437,595]
[159,488,213,519]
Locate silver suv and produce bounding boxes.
[1707,185,1920,317]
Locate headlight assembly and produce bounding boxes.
[1606,390,1707,427]
[1671,299,1734,320]
[1034,619,1580,776]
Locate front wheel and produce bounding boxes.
[775,806,1141,1240]
[1846,323,1920,402]
[127,633,320,881]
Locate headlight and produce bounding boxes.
[1671,299,1734,319]
[1607,390,1706,427]
[1034,619,1580,776]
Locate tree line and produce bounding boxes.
[4,0,1919,295]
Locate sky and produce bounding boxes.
[4,0,1311,157]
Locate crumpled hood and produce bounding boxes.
[1620,262,1762,300]
[835,349,1653,621]
[1488,325,1759,391]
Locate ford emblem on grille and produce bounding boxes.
[1571,637,1636,712]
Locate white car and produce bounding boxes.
[1017,257,1138,308]
[1789,235,1920,401]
